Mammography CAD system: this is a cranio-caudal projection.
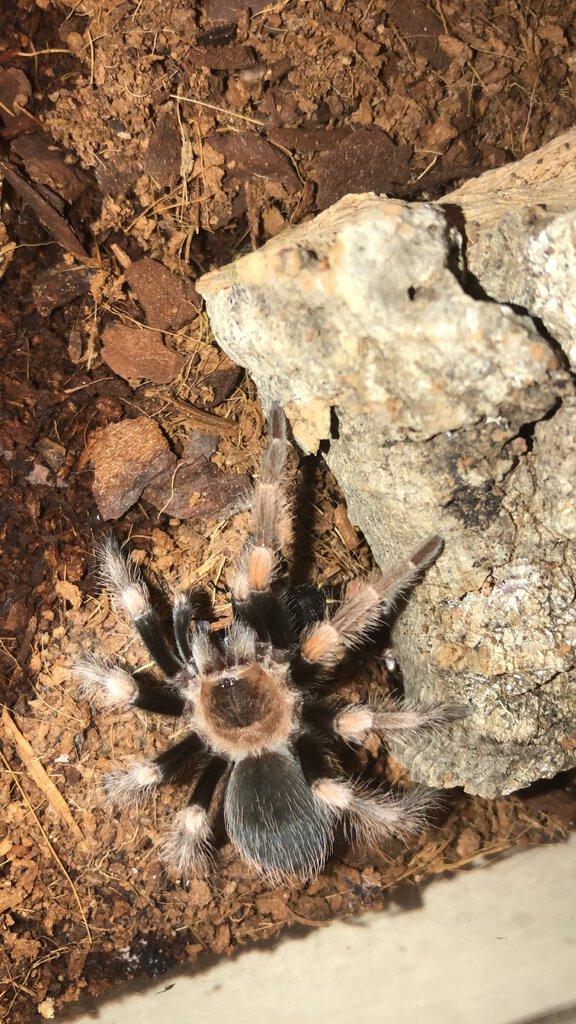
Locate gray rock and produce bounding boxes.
[197,171,576,796]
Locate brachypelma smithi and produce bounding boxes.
[77,406,460,883]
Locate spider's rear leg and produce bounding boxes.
[298,535,444,675]
[99,537,182,677]
[296,732,438,847]
[103,732,206,808]
[230,404,292,610]
[76,655,187,716]
[162,755,228,876]
[314,777,439,846]
[328,697,469,745]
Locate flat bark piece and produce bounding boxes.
[11,133,85,203]
[197,23,238,46]
[0,68,32,121]
[94,155,138,196]
[143,459,248,520]
[89,416,176,520]
[125,257,199,332]
[0,158,89,260]
[388,0,449,69]
[206,0,268,20]
[208,132,299,189]
[143,107,181,187]
[33,264,96,316]
[315,128,412,209]
[100,323,185,384]
[268,127,355,155]
[203,361,242,406]
[188,44,255,70]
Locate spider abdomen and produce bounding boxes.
[224,748,335,881]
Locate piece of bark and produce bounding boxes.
[125,257,199,332]
[0,68,32,121]
[33,265,96,316]
[188,44,255,70]
[206,0,268,20]
[89,416,176,520]
[0,158,89,260]
[11,133,85,203]
[100,322,184,383]
[143,460,248,520]
[314,128,412,209]
[208,132,299,189]
[198,186,576,797]
[143,107,181,187]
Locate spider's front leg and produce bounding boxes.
[298,534,444,674]
[75,654,187,716]
[99,536,183,677]
[230,405,294,645]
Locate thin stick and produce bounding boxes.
[169,94,265,127]
[2,708,85,841]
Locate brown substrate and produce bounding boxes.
[1,0,575,1020]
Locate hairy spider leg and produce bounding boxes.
[318,696,467,745]
[162,755,228,875]
[172,587,212,665]
[296,732,436,847]
[75,654,187,715]
[299,535,444,674]
[103,733,206,808]
[230,406,296,646]
[99,536,183,677]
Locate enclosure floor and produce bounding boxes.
[66,837,576,1024]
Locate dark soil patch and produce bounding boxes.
[1,0,575,1019]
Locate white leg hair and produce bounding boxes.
[75,654,137,709]
[160,806,213,876]
[98,536,151,618]
[335,697,467,744]
[313,777,439,846]
[104,761,163,808]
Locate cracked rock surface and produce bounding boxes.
[197,140,576,797]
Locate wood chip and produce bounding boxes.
[0,158,89,260]
[2,708,85,842]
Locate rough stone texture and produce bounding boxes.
[198,179,576,797]
[442,128,576,365]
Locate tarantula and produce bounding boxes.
[77,406,457,882]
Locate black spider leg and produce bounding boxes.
[300,700,375,781]
[99,536,184,678]
[133,607,184,678]
[232,589,294,648]
[301,700,340,737]
[188,754,229,813]
[295,730,334,786]
[132,678,188,716]
[232,581,326,654]
[76,655,188,716]
[154,733,207,782]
